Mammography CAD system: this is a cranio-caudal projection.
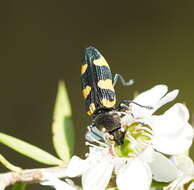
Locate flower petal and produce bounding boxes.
[139,146,155,163]
[175,155,194,175]
[151,104,194,155]
[64,156,89,177]
[151,89,179,114]
[116,158,152,190]
[131,85,178,117]
[133,85,168,106]
[41,174,77,190]
[164,102,189,122]
[82,157,114,190]
[149,151,180,182]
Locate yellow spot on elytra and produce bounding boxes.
[93,56,110,68]
[82,86,91,99]
[101,98,116,108]
[97,79,115,91]
[81,64,88,75]
[87,103,96,116]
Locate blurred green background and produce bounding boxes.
[0,0,194,189]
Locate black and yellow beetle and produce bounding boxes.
[81,46,136,145]
[81,46,117,116]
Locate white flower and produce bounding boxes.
[116,147,180,189]
[56,84,194,190]
[164,155,194,190]
[125,85,194,155]
[64,146,180,190]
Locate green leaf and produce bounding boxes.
[0,132,63,165]
[151,180,169,189]
[0,154,22,172]
[52,81,74,163]
[12,183,26,190]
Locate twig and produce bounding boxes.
[0,166,66,190]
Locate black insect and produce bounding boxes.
[81,46,137,145]
[81,46,153,145]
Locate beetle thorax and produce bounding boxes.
[93,112,121,132]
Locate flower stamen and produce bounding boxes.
[135,125,153,135]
